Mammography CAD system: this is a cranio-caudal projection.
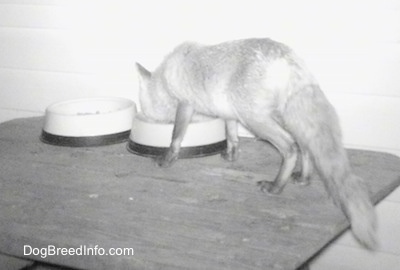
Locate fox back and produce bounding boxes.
[138,38,317,124]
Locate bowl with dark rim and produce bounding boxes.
[41,97,136,147]
[127,114,227,158]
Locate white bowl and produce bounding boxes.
[127,114,227,158]
[41,97,136,147]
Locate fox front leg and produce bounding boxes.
[156,101,194,167]
[221,120,239,161]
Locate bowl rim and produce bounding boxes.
[45,97,135,117]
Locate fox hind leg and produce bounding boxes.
[292,147,312,186]
[244,117,298,194]
[222,120,239,162]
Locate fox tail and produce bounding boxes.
[283,84,377,249]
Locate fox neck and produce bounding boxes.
[139,76,177,123]
[139,80,162,121]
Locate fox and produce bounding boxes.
[135,38,377,249]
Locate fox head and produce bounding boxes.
[135,63,177,123]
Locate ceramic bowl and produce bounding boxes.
[41,97,136,147]
[127,114,227,158]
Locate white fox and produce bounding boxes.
[136,38,377,249]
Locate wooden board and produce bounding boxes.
[0,117,399,270]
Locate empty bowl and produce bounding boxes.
[127,114,227,158]
[41,97,136,147]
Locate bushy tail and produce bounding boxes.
[283,85,377,249]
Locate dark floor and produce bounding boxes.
[0,254,77,270]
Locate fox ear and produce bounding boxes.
[136,62,151,85]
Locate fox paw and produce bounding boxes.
[221,146,239,162]
[291,171,310,186]
[221,150,238,162]
[154,151,178,168]
[257,181,283,194]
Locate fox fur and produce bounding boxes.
[136,38,377,249]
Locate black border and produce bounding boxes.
[40,130,131,147]
[127,139,227,158]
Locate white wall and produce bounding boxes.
[1,0,399,269]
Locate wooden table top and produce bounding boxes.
[1,117,399,270]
